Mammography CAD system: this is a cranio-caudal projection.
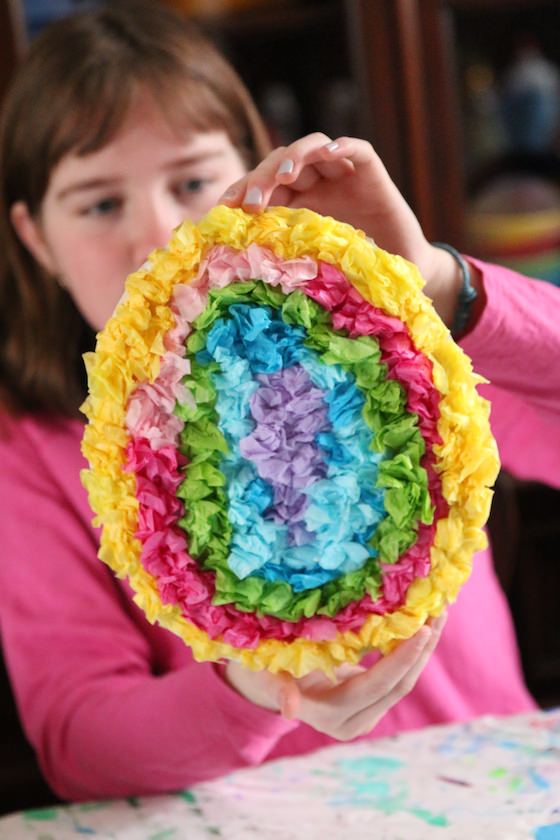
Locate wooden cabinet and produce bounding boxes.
[194,0,560,243]
[195,0,467,245]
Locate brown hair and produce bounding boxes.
[0,0,270,417]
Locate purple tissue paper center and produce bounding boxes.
[239,365,331,546]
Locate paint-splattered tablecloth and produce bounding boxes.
[1,708,559,840]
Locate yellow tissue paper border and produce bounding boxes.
[81,206,500,678]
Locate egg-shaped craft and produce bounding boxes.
[81,206,499,678]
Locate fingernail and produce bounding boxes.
[244,186,263,206]
[277,158,294,175]
[222,186,237,199]
[325,141,339,152]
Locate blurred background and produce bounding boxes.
[1,0,559,815]
[5,0,560,281]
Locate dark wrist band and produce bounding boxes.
[432,242,477,336]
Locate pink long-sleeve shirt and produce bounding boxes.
[1,261,559,801]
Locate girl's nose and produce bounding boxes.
[130,199,182,269]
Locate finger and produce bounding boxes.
[317,136,386,175]
[292,628,431,738]
[219,133,334,210]
[266,184,297,208]
[218,144,297,210]
[293,663,366,699]
[272,138,357,194]
[217,134,389,209]
[334,624,434,714]
[217,176,249,207]
[316,136,408,200]
[268,136,372,188]
[217,180,295,211]
[249,132,338,206]
[275,151,354,190]
[267,132,334,188]
[380,612,447,706]
[399,611,447,687]
[239,145,290,209]
[333,663,368,682]
[241,136,377,207]
[338,613,448,740]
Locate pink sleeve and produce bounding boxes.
[0,417,297,801]
[459,260,560,486]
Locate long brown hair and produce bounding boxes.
[0,0,270,417]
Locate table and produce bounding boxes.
[1,709,559,840]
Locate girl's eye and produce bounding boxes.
[175,178,211,197]
[82,197,122,217]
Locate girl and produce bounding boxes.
[1,1,558,802]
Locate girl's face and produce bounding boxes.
[12,96,247,330]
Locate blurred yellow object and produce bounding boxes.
[468,207,560,247]
[466,173,560,286]
[466,207,560,287]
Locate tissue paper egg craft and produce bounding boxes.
[81,206,499,677]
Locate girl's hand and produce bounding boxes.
[219,134,468,326]
[224,613,446,741]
